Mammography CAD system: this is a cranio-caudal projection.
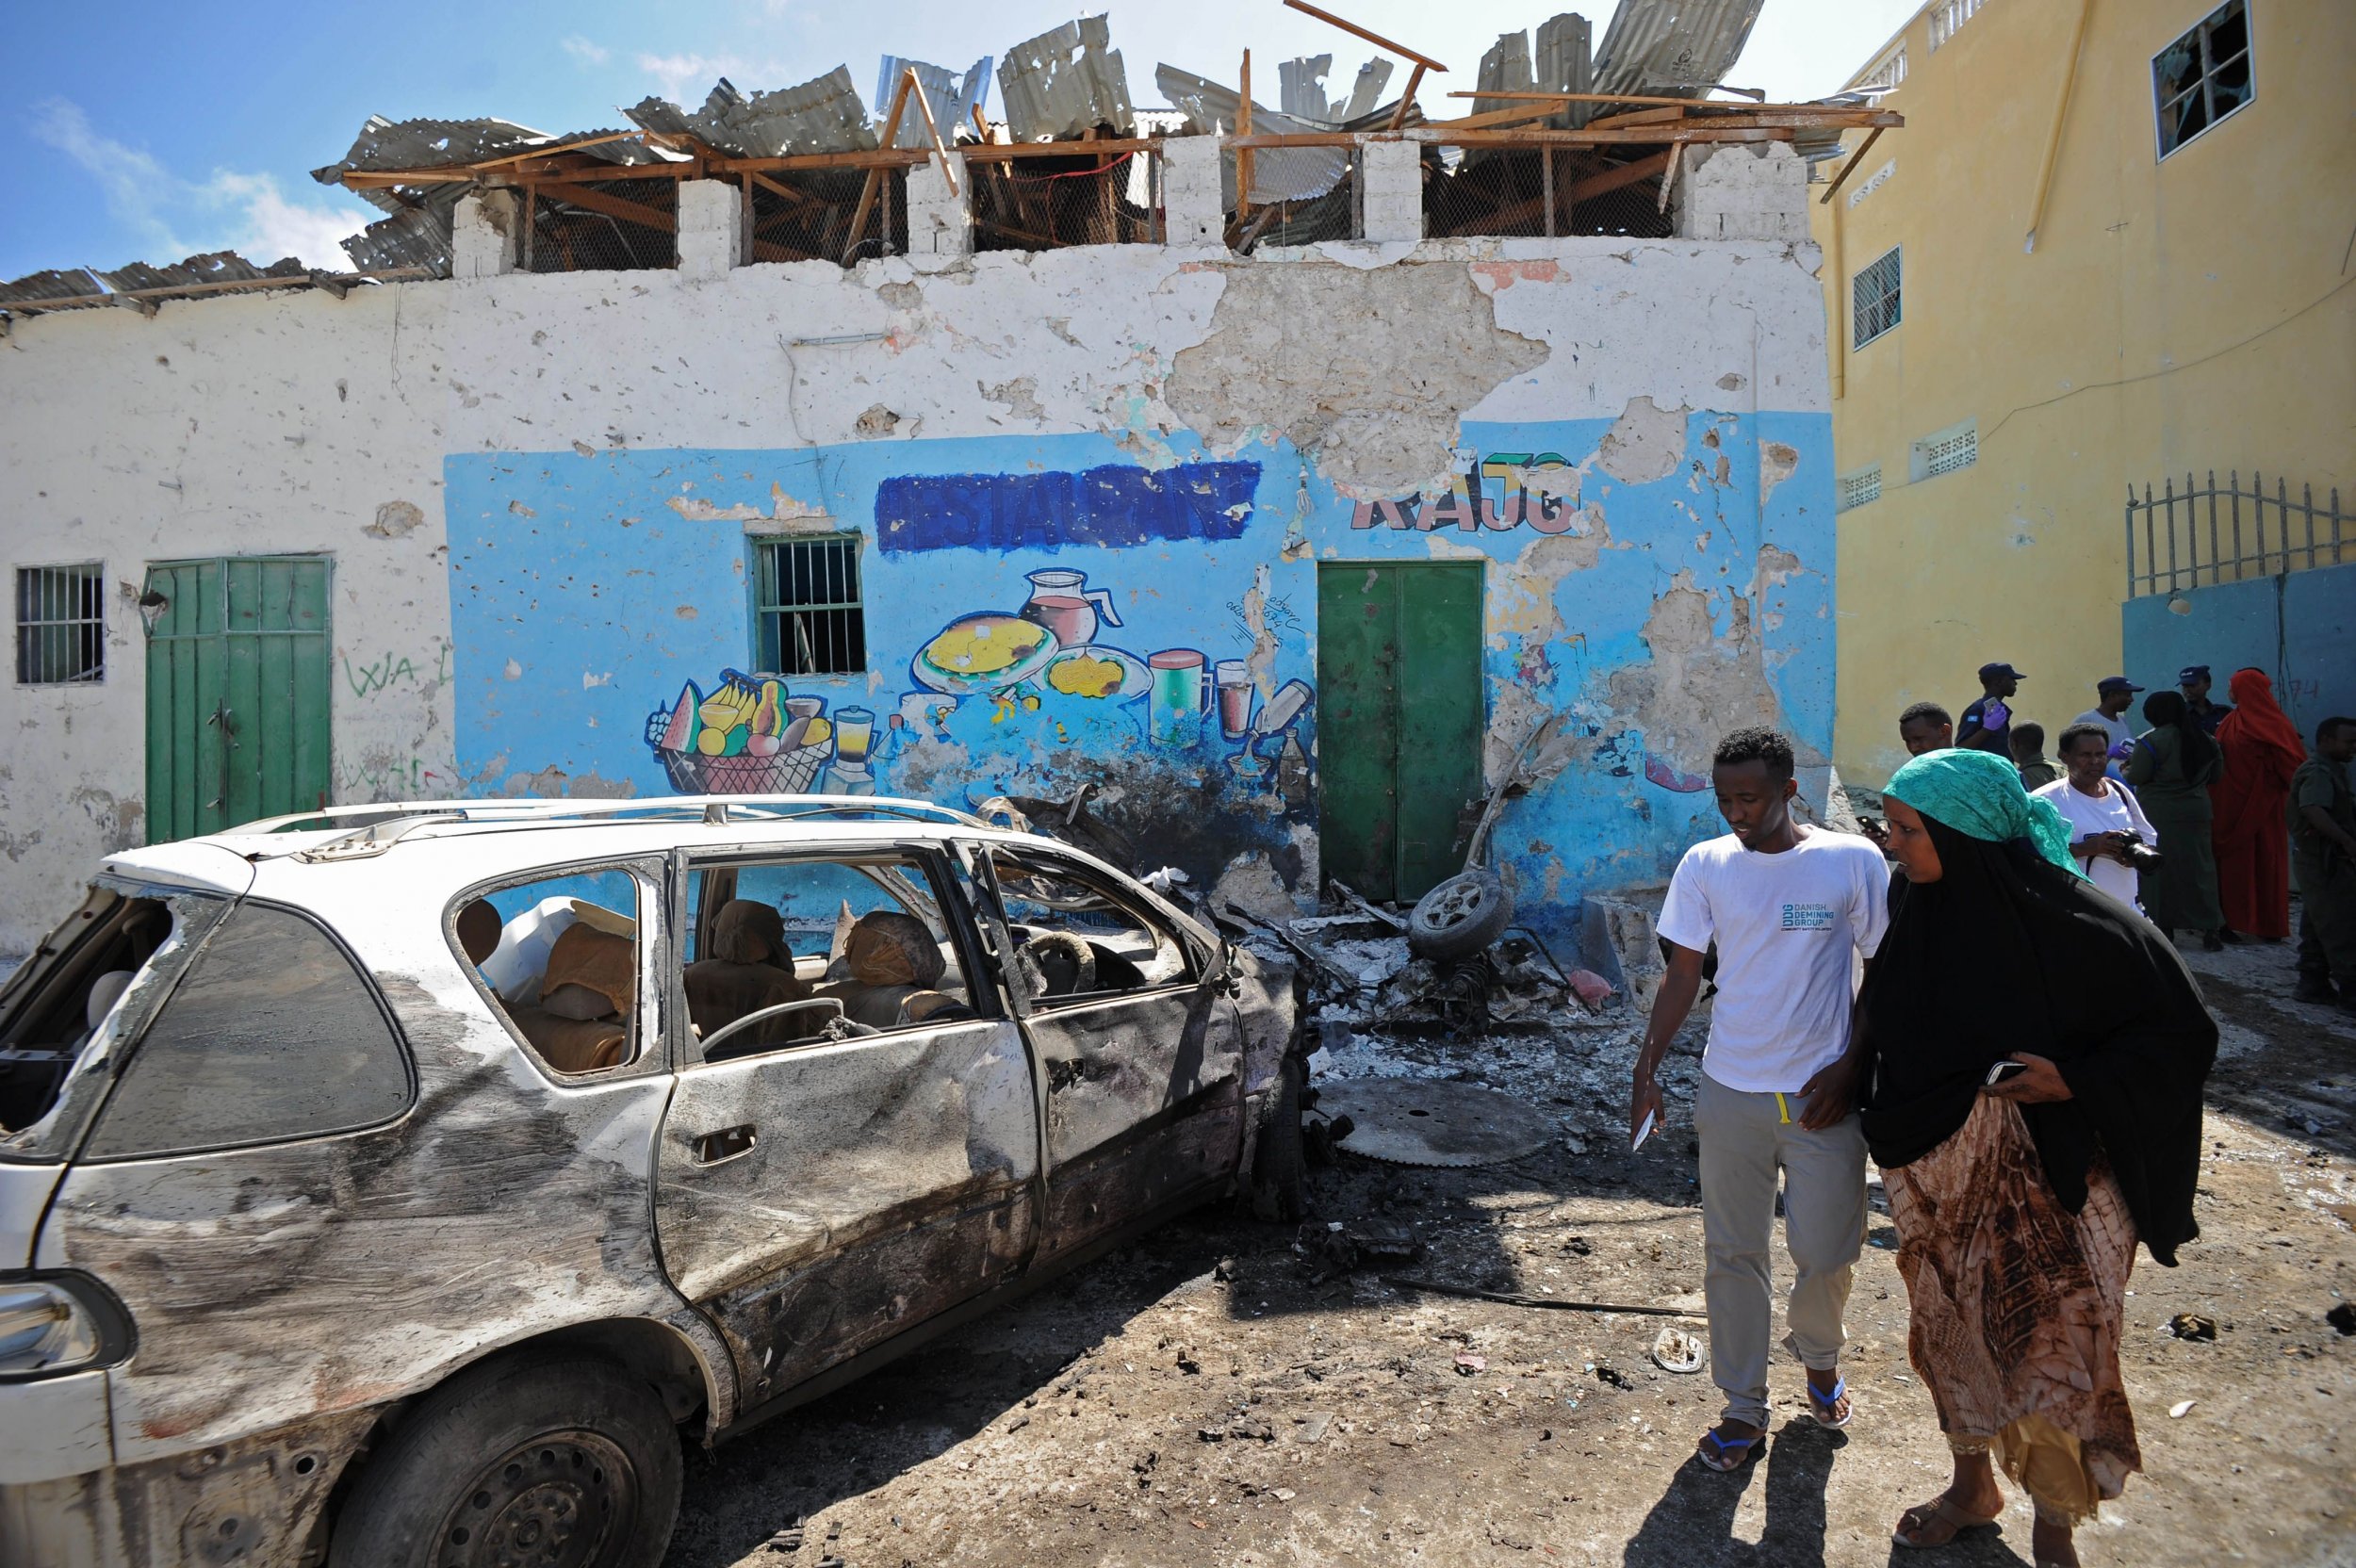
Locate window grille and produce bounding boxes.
[2154,1,2253,158]
[1837,467,1883,512]
[15,564,105,685]
[1928,0,1987,50]
[1914,421,1978,481]
[752,536,866,677]
[1852,246,1902,349]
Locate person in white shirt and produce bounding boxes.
[2034,723,2159,911]
[1631,727,1890,1472]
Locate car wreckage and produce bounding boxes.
[0,795,1304,1568]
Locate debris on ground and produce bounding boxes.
[1316,1078,1559,1168]
[1650,1326,1707,1373]
[2169,1312,2219,1342]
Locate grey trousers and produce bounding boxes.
[1694,1072,1869,1429]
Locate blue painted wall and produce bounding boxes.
[447,409,1836,934]
[2121,562,2356,744]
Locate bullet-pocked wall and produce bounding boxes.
[0,221,1835,953]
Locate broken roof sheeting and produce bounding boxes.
[877,57,992,146]
[1592,0,1765,99]
[1157,63,1382,207]
[0,269,106,307]
[310,117,674,195]
[626,69,879,158]
[999,16,1134,141]
[95,253,305,295]
[341,204,456,276]
[1277,54,1394,122]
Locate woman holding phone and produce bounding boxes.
[1855,749,2216,1568]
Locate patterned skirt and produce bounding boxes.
[1883,1095,2142,1524]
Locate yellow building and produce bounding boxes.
[1812,0,2356,783]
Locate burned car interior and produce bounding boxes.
[463,868,647,1075]
[0,887,181,1135]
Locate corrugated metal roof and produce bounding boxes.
[341,204,455,276]
[0,269,106,307]
[94,253,305,295]
[1592,0,1766,99]
[999,15,1135,141]
[1156,64,1374,206]
[625,69,879,158]
[876,57,992,146]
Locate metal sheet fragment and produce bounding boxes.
[626,70,880,158]
[999,16,1135,141]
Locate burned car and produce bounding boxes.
[0,795,1302,1568]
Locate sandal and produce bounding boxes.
[1892,1495,2000,1549]
[1806,1375,1854,1429]
[1694,1427,1763,1473]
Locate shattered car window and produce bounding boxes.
[85,904,411,1161]
[460,870,645,1076]
[987,852,1190,1002]
[682,857,974,1053]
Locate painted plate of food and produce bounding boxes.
[1042,645,1149,701]
[911,612,1060,694]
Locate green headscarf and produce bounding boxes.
[1885,746,2086,879]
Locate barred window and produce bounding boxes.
[2154,1,2253,158]
[1852,247,1902,349]
[753,536,866,677]
[16,564,106,685]
[1837,466,1882,513]
[1912,420,1978,482]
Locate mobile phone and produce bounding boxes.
[1984,1060,2029,1086]
[1631,1109,1658,1152]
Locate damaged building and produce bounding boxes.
[0,5,1893,956]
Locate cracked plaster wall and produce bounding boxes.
[0,234,1833,953]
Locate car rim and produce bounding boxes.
[1427,881,1487,929]
[434,1431,637,1568]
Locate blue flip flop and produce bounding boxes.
[1807,1376,1855,1429]
[1695,1428,1763,1472]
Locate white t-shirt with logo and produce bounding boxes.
[1656,827,1891,1094]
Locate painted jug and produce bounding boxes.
[1020,568,1123,648]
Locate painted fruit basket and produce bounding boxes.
[645,672,833,796]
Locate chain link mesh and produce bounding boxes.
[526,179,679,272]
[747,167,910,267]
[973,152,1159,252]
[1235,151,1359,252]
[1422,148,1671,240]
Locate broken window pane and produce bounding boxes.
[2153,1,2254,158]
[465,871,644,1076]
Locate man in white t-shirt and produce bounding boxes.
[2072,675,2145,777]
[2035,722,2158,911]
[1631,727,1890,1472]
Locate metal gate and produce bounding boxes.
[143,557,333,842]
[1315,561,1485,903]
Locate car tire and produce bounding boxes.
[1405,869,1514,962]
[328,1353,682,1568]
[1250,1054,1307,1223]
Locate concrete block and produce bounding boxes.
[1161,135,1227,247]
[451,190,521,280]
[1359,140,1423,243]
[1673,141,1808,243]
[676,179,747,278]
[905,153,973,257]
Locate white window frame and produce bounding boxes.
[1851,246,1902,350]
[2152,0,2255,161]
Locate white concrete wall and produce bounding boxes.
[0,229,1832,953]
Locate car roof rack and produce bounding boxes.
[228,794,998,862]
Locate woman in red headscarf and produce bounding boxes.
[2211,667,2305,939]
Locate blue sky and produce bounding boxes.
[3,0,1914,281]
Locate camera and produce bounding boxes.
[2120,841,2165,871]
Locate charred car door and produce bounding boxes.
[650,846,1039,1413]
[971,845,1244,1265]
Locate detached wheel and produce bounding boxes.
[1251,1054,1307,1222]
[330,1355,681,1568]
[1406,869,1514,962]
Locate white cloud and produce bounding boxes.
[563,35,611,66]
[636,52,764,104]
[29,97,368,270]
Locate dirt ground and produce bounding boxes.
[660,931,2356,1568]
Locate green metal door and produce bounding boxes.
[144,558,333,841]
[1316,561,1485,902]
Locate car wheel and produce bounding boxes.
[1251,1054,1307,1223]
[1405,869,1514,962]
[328,1354,682,1568]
